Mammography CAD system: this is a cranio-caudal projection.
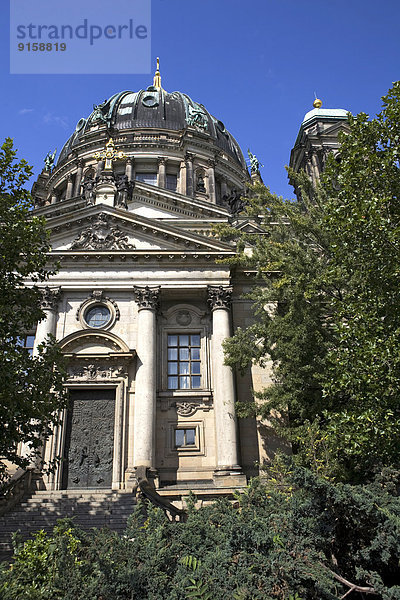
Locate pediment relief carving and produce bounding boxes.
[50,209,234,254]
[71,213,135,250]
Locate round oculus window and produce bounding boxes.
[84,305,111,328]
[142,94,159,108]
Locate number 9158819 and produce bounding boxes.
[18,42,66,51]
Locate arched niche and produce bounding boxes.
[59,330,131,356]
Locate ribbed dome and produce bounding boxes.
[58,86,246,168]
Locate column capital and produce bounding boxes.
[207,158,216,168]
[185,151,195,164]
[133,286,160,311]
[157,156,167,166]
[207,285,232,310]
[40,286,61,311]
[75,158,84,168]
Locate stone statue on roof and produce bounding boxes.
[247,149,263,173]
[44,149,57,171]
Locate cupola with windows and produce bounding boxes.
[32,59,249,210]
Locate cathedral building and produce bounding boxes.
[4,64,349,529]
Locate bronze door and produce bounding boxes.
[62,388,115,489]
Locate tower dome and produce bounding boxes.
[34,63,248,209]
[58,87,246,168]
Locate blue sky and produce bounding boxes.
[1,0,400,198]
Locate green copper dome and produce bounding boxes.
[58,87,246,168]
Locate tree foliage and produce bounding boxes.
[1,462,399,599]
[219,82,400,482]
[0,138,66,482]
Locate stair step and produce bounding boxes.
[0,489,136,557]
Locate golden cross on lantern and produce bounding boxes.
[94,138,126,170]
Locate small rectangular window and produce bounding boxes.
[17,334,35,356]
[136,173,157,186]
[175,428,196,448]
[166,174,177,191]
[167,334,201,390]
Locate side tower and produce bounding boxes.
[289,99,350,196]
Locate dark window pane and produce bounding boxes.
[186,429,196,445]
[166,174,177,191]
[179,348,189,360]
[175,430,184,447]
[168,335,178,347]
[179,335,189,346]
[25,335,35,347]
[191,348,200,360]
[192,362,201,375]
[168,362,178,375]
[136,173,157,186]
[191,335,200,346]
[168,348,178,360]
[192,376,201,388]
[179,376,190,389]
[168,376,178,389]
[179,362,189,374]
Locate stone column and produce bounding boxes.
[132,286,160,474]
[179,160,185,194]
[65,175,74,200]
[184,152,194,197]
[208,286,246,487]
[157,157,167,188]
[73,159,84,197]
[311,153,321,183]
[125,158,134,182]
[50,193,57,204]
[21,287,61,470]
[206,159,216,203]
[33,287,61,355]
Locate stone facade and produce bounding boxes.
[22,75,348,499]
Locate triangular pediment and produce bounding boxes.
[47,205,235,254]
[233,219,267,234]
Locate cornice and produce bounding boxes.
[51,250,236,265]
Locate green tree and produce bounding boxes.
[220,82,400,481]
[0,138,66,483]
[2,463,400,599]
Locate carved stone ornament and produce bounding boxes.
[176,402,197,416]
[176,310,192,326]
[133,286,160,311]
[71,213,135,251]
[68,363,127,380]
[40,286,61,311]
[207,285,232,310]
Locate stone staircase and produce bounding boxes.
[0,489,137,562]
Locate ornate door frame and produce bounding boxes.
[42,330,135,491]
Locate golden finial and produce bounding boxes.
[153,57,162,89]
[313,97,322,109]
